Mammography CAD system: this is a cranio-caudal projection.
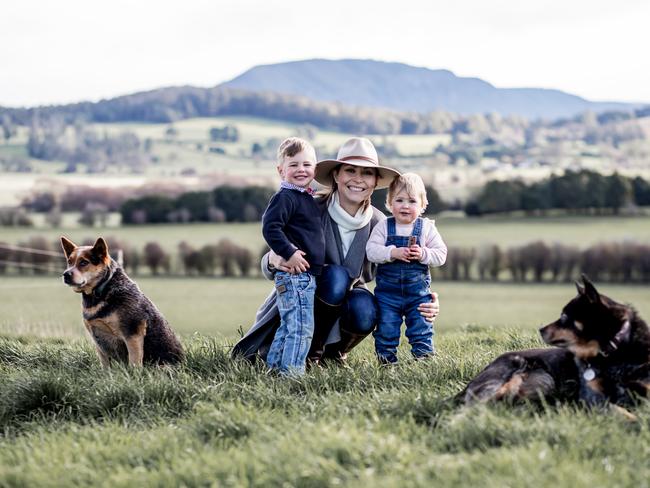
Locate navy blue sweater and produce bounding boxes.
[262,188,325,276]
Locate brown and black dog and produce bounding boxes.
[61,236,184,367]
[457,276,650,414]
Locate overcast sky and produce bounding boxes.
[1,0,648,107]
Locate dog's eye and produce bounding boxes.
[79,260,89,267]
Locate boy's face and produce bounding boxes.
[390,189,423,225]
[277,149,316,188]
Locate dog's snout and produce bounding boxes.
[63,270,73,283]
[539,324,551,339]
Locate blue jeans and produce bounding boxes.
[373,267,434,363]
[267,271,316,375]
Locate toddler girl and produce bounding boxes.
[366,173,447,363]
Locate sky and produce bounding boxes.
[1,0,649,108]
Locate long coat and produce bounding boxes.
[232,198,384,360]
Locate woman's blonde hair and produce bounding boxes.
[386,173,428,213]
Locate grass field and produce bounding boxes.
[1,278,649,485]
[0,329,648,486]
[1,277,649,340]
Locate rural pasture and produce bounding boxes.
[1,277,649,340]
[1,215,649,485]
[1,312,649,486]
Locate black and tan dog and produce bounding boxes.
[458,276,650,413]
[61,236,184,367]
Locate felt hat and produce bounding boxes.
[315,137,400,189]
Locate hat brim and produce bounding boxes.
[314,158,401,190]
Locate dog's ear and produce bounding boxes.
[91,237,109,262]
[575,280,585,295]
[60,236,77,259]
[581,274,601,304]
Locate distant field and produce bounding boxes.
[1,276,648,341]
[0,115,463,205]
[2,214,650,257]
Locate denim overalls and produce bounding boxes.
[373,217,434,363]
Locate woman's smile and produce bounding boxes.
[333,164,377,214]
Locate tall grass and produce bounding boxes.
[0,330,648,487]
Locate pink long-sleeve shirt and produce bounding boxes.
[365,217,447,267]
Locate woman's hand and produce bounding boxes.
[268,250,293,273]
[285,250,310,274]
[418,292,439,322]
[269,250,308,274]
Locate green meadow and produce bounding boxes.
[1,327,649,487]
[1,213,650,485]
[1,277,649,340]
[1,278,649,485]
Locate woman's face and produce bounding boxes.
[333,164,378,213]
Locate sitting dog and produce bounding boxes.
[61,236,184,366]
[457,276,649,414]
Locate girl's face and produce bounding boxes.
[333,164,378,214]
[390,189,424,225]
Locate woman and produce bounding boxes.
[232,137,439,365]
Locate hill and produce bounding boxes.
[222,59,638,119]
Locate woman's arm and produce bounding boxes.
[418,292,440,322]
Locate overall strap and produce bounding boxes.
[386,217,396,235]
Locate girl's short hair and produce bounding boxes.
[386,173,428,212]
[276,137,315,165]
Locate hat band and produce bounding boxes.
[340,155,378,165]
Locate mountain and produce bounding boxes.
[222,59,638,119]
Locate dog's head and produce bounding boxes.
[61,236,111,293]
[539,275,631,360]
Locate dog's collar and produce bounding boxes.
[600,319,631,357]
[92,266,115,299]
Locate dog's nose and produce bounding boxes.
[63,270,72,283]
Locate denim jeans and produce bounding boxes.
[316,264,378,335]
[373,267,434,363]
[266,271,316,375]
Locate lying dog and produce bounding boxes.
[61,236,184,366]
[458,276,649,413]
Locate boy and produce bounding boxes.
[262,137,325,375]
[366,173,447,363]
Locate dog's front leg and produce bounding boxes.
[124,320,147,367]
[95,346,111,368]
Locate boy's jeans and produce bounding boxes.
[267,271,316,375]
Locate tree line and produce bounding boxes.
[11,171,650,228]
[466,170,650,216]
[120,186,275,224]
[0,236,262,278]
[437,240,650,284]
[3,236,649,284]
[26,116,151,173]
[3,86,649,137]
